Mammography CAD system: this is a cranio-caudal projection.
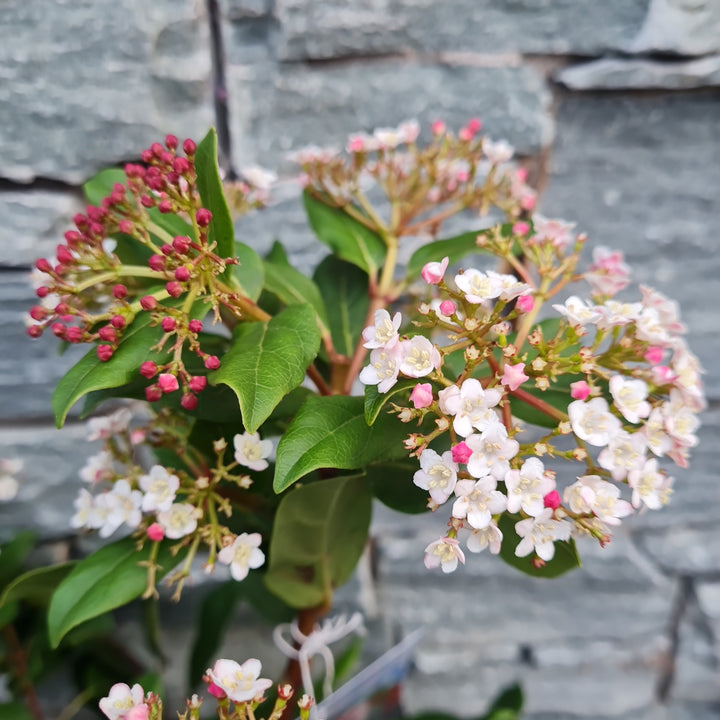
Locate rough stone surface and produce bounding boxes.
[228,60,554,171]
[541,92,720,398]
[0,190,83,268]
[0,0,214,184]
[557,56,720,90]
[221,0,270,19]
[0,272,86,421]
[631,0,720,55]
[272,0,650,60]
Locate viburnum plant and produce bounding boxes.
[12,119,705,714]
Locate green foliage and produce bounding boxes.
[211,304,321,433]
[232,241,265,301]
[265,476,372,608]
[303,192,386,276]
[364,459,429,514]
[195,128,235,262]
[0,532,36,588]
[364,379,417,425]
[0,563,75,611]
[48,538,185,648]
[273,395,410,493]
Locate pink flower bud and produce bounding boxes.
[645,346,664,365]
[451,441,472,464]
[570,380,591,401]
[145,384,162,402]
[140,295,158,311]
[207,682,226,700]
[111,315,126,329]
[196,208,212,227]
[66,326,83,343]
[204,355,220,370]
[520,195,536,211]
[512,221,530,236]
[27,325,43,338]
[140,361,158,379]
[165,134,178,150]
[166,281,183,298]
[97,345,114,362]
[161,316,176,332]
[64,230,82,244]
[56,245,74,264]
[98,326,117,343]
[652,365,676,385]
[35,258,52,273]
[118,222,134,237]
[112,284,128,299]
[439,300,456,316]
[174,266,191,282]
[125,705,149,720]
[188,376,207,393]
[543,490,561,510]
[467,117,482,134]
[172,157,190,174]
[51,323,66,338]
[409,383,433,409]
[188,319,203,333]
[158,373,179,393]
[431,120,446,135]
[172,236,190,254]
[421,256,449,285]
[181,392,198,410]
[148,254,165,271]
[141,195,155,208]
[36,286,49,298]
[147,523,164,541]
[29,306,47,321]
[182,138,196,156]
[516,295,534,313]
[160,243,173,256]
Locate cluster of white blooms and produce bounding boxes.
[0,458,23,502]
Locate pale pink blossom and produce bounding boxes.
[514,509,572,561]
[466,521,503,554]
[439,378,503,437]
[493,272,532,302]
[359,342,403,393]
[670,342,706,411]
[568,397,621,447]
[516,294,534,313]
[70,489,97,531]
[288,146,339,165]
[346,133,379,153]
[530,215,576,249]
[563,475,633,525]
[596,300,643,330]
[79,451,115,485]
[373,120,420,149]
[585,246,631,297]
[609,375,651,424]
[409,383,434,409]
[570,380,591,401]
[99,683,146,720]
[553,296,601,328]
[628,459,673,510]
[87,408,132,442]
[482,138,514,165]
[157,502,199,539]
[501,363,529,392]
[664,390,700,449]
[218,533,265,581]
[504,457,555,517]
[421,256,449,284]
[206,658,272,703]
[399,336,441,378]
[139,465,180,513]
[643,407,673,457]
[424,536,465,573]
[640,286,685,336]
[635,307,672,347]
[452,477,507,530]
[645,346,664,365]
[454,268,503,304]
[597,429,647,481]
[240,165,277,191]
[362,309,401,349]
[233,431,273,471]
[465,424,519,481]
[102,480,143,536]
[413,449,458,504]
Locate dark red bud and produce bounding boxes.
[112,284,128,299]
[188,376,207,393]
[188,319,203,333]
[64,230,82,245]
[172,236,190,254]
[89,222,104,237]
[51,322,66,337]
[196,208,212,227]
[140,361,158,379]
[118,220,134,235]
[98,326,117,343]
[54,302,69,315]
[140,295,158,311]
[66,326,84,343]
[174,266,190,282]
[145,384,163,402]
[151,142,164,158]
[165,134,178,150]
[56,245,74,264]
[160,151,174,165]
[97,344,114,362]
[204,355,220,370]
[182,138,196,156]
[110,315,126,329]
[158,199,173,214]
[73,213,89,230]
[166,281,183,298]
[148,255,165,271]
[86,206,106,223]
[35,258,52,273]
[125,163,145,178]
[181,393,198,410]
[141,149,154,163]
[160,244,173,256]
[30,306,47,321]
[36,286,49,298]
[172,157,190,174]
[141,195,156,208]
[27,325,43,338]
[161,316,176,332]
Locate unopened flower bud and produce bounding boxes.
[439,300,456,316]
[147,523,164,541]
[158,373,179,393]
[158,199,173,214]
[141,195,156,208]
[409,382,433,409]
[204,355,220,370]
[166,281,183,298]
[421,256,449,285]
[161,316,176,332]
[51,322,66,338]
[161,243,174,256]
[140,295,158,311]
[543,490,561,510]
[111,314,126,329]
[172,157,190,174]
[570,380,591,400]
[97,345,114,362]
[56,245,74,264]
[516,294,534,313]
[165,134,178,150]
[451,441,472,464]
[27,325,43,338]
[148,254,165,271]
[182,138,196,156]
[30,306,47,321]
[172,236,190,254]
[112,284,128,300]
[174,266,191,282]
[66,326,83,343]
[188,319,203,333]
[188,376,207,393]
[140,361,158,379]
[645,346,664,365]
[512,221,530,236]
[35,258,52,273]
[196,208,212,227]
[181,392,198,410]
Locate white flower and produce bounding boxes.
[568,397,621,447]
[482,138,514,165]
[373,120,419,149]
[664,390,700,448]
[94,480,142,537]
[640,285,685,336]
[670,342,705,412]
[514,509,572,562]
[157,502,199,539]
[464,424,519,481]
[79,450,115,485]
[99,683,145,720]
[597,429,647,481]
[139,465,180,513]
[240,165,277,191]
[399,336,441,378]
[504,457,555,517]
[439,378,503,438]
[0,458,22,502]
[359,342,402,393]
[70,488,97,530]
[563,475,633,526]
[362,309,401,349]
[494,272,532,302]
[530,215,576,249]
[424,537,465,573]
[584,246,631,297]
[635,307,672,346]
[217,533,265,582]
[233,432,273,472]
[86,408,132,442]
[454,269,503,304]
[452,478,507,530]
[627,459,673,510]
[466,521,503,554]
[413,449,457,504]
[609,375,651,424]
[552,296,601,328]
[643,408,673,457]
[596,300,643,330]
[206,658,272,703]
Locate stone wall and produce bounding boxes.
[1,0,719,717]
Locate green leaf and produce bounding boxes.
[233,241,265,302]
[365,459,429,514]
[211,304,321,433]
[265,476,372,608]
[303,192,386,276]
[364,379,417,425]
[0,702,34,720]
[263,258,330,335]
[48,537,184,648]
[0,532,36,588]
[52,309,168,427]
[483,683,523,720]
[497,513,581,579]
[313,256,369,357]
[195,128,235,262]
[83,168,126,206]
[0,562,75,611]
[273,395,409,493]
[509,387,569,429]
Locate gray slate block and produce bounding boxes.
[557,56,720,91]
[0,190,83,268]
[271,0,649,61]
[0,0,214,184]
[228,60,553,171]
[0,272,86,421]
[541,93,720,399]
[630,0,720,56]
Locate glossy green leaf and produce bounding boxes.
[211,304,321,433]
[233,241,265,302]
[483,683,523,720]
[263,258,330,335]
[0,531,36,588]
[265,476,372,608]
[364,379,417,425]
[52,309,168,427]
[365,459,429,514]
[273,395,410,493]
[509,388,569,429]
[0,702,34,720]
[313,256,370,357]
[497,513,581,579]
[303,192,386,276]
[195,128,235,261]
[48,537,184,648]
[83,168,126,206]
[0,562,75,611]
